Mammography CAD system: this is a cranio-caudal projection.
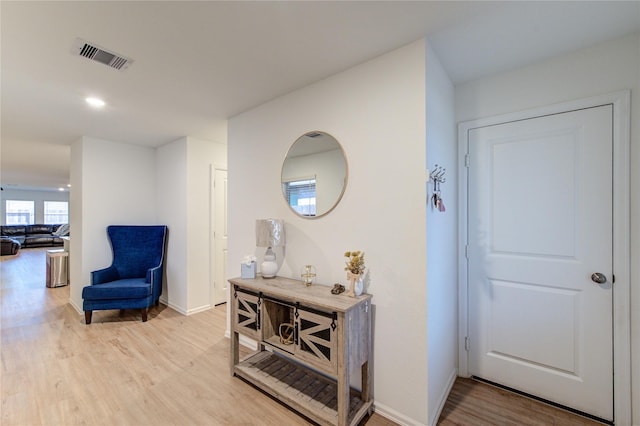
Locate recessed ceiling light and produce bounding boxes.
[85,97,105,108]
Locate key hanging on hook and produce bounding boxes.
[437,191,446,212]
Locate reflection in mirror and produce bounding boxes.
[281,131,347,218]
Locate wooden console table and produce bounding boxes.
[229,276,373,426]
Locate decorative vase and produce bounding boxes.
[347,271,362,298]
[354,275,364,296]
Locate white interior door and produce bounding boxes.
[213,168,228,306]
[467,105,613,421]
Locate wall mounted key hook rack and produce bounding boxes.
[428,164,446,212]
[430,164,446,185]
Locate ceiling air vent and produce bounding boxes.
[71,38,133,71]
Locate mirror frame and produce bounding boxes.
[281,131,348,219]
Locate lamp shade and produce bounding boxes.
[256,219,285,248]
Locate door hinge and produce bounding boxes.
[612,274,616,284]
[465,336,470,351]
[465,153,470,168]
[465,245,469,259]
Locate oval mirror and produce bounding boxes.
[281,131,348,218]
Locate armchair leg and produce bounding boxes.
[141,309,148,322]
[85,311,92,324]
[155,299,160,307]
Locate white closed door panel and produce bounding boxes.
[467,105,613,420]
[213,168,228,306]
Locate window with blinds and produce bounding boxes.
[282,178,316,216]
[44,201,69,224]
[5,200,35,225]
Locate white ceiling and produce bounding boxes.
[2,1,639,191]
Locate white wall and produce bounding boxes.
[69,137,157,312]
[156,136,227,315]
[455,32,640,425]
[229,40,429,425]
[187,137,227,313]
[425,41,458,426]
[0,188,69,225]
[156,138,189,311]
[69,139,84,312]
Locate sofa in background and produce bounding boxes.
[0,224,66,248]
[1,238,21,255]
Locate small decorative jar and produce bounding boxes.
[301,264,316,286]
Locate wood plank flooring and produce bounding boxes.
[0,248,395,426]
[1,248,604,425]
[438,378,603,426]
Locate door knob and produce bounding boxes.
[591,272,607,284]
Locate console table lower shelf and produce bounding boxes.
[234,351,373,426]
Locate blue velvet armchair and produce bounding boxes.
[82,225,168,324]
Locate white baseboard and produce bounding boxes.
[374,402,426,426]
[429,369,458,426]
[161,298,187,315]
[160,298,211,316]
[68,297,82,314]
[185,304,211,315]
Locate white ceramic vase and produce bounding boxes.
[347,271,364,297]
[354,275,364,296]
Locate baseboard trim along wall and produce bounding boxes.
[160,298,186,315]
[186,304,211,316]
[159,296,211,316]
[374,401,426,426]
[68,298,83,315]
[430,369,458,426]
[159,296,181,313]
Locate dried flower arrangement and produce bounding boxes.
[344,251,365,275]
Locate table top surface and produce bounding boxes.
[229,276,371,313]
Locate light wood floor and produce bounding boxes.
[1,248,604,426]
[438,378,603,426]
[0,248,395,426]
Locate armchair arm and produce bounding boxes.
[91,266,120,285]
[147,265,163,302]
